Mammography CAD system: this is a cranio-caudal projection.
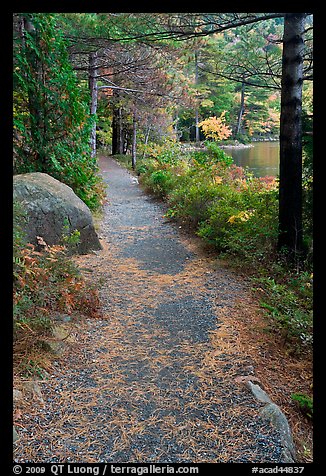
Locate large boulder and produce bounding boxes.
[13,172,102,254]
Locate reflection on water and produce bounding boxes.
[223,141,280,178]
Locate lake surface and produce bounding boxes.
[223,141,280,177]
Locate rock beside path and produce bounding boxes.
[13,172,101,254]
[246,381,296,462]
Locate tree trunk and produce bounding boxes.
[118,107,124,155]
[235,81,245,138]
[195,109,200,143]
[194,50,200,144]
[112,90,125,156]
[131,111,137,170]
[88,51,98,158]
[111,98,119,155]
[174,112,179,141]
[278,13,306,261]
[142,124,151,159]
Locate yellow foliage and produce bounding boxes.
[213,176,223,185]
[227,211,254,224]
[198,112,232,141]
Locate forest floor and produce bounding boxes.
[13,156,313,464]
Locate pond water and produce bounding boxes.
[222,141,280,178]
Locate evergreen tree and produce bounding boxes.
[13,13,102,209]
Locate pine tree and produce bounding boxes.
[13,13,102,209]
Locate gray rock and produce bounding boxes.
[260,403,296,463]
[13,172,102,254]
[246,381,273,404]
[246,380,296,462]
[22,381,45,404]
[54,313,72,323]
[13,426,19,443]
[40,324,73,355]
[13,389,23,403]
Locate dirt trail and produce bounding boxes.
[14,156,287,463]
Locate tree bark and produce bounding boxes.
[194,50,200,143]
[111,94,119,155]
[142,124,151,159]
[112,90,125,155]
[118,107,124,154]
[235,80,245,137]
[88,51,98,158]
[195,109,200,143]
[278,13,306,260]
[131,111,137,169]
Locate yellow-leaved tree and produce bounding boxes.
[198,112,232,141]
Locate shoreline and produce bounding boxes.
[180,138,279,151]
[219,143,253,149]
[220,138,279,149]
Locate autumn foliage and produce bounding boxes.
[13,213,101,360]
[198,112,232,141]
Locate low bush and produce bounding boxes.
[253,276,313,349]
[113,154,133,169]
[197,185,279,261]
[134,141,190,199]
[204,140,234,166]
[167,173,222,227]
[291,393,313,420]
[14,242,100,338]
[13,203,100,364]
[139,139,182,166]
[144,169,175,198]
[135,141,312,352]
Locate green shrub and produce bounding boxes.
[136,147,312,353]
[138,151,279,263]
[190,150,209,165]
[197,184,278,262]
[61,217,81,254]
[145,169,175,197]
[291,393,313,419]
[190,142,233,167]
[135,163,149,175]
[254,276,313,348]
[140,139,182,166]
[205,140,234,166]
[167,175,221,226]
[13,13,105,211]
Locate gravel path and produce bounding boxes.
[14,156,286,463]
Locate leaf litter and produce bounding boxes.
[13,157,312,463]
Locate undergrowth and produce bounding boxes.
[122,140,313,354]
[13,201,101,375]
